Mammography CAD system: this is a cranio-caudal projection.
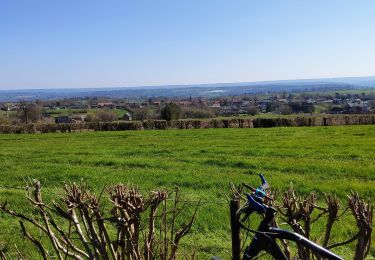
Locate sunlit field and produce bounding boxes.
[0,125,374,258]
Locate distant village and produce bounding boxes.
[1,90,375,125]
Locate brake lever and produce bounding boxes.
[247,194,267,214]
[242,182,273,201]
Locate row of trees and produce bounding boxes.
[7,101,359,125]
[0,103,218,126]
[131,103,217,122]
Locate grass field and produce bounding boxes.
[0,125,374,258]
[45,108,129,118]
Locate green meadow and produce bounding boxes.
[0,125,374,258]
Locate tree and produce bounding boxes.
[132,107,157,121]
[19,104,42,124]
[266,102,279,113]
[280,105,293,115]
[98,110,117,122]
[244,105,259,116]
[289,102,315,114]
[86,110,118,122]
[161,102,181,121]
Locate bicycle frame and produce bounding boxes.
[242,206,343,260]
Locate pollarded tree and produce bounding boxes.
[18,103,43,124]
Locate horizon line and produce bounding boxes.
[1,74,374,92]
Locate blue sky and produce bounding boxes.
[1,0,375,89]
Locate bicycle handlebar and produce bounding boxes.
[239,174,344,260]
[239,174,271,218]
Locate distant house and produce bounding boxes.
[231,100,244,107]
[277,98,288,103]
[209,101,221,108]
[333,98,342,104]
[1,104,19,111]
[55,116,72,124]
[122,112,132,121]
[151,101,162,106]
[179,101,193,106]
[71,114,87,123]
[97,102,116,109]
[345,101,367,114]
[198,99,208,106]
[305,99,316,104]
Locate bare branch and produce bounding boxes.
[19,221,49,260]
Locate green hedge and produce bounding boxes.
[0,115,375,134]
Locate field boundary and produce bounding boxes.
[0,114,375,134]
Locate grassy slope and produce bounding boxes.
[0,126,374,258]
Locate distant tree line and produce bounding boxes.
[2,89,375,127]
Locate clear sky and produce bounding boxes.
[1,0,375,89]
